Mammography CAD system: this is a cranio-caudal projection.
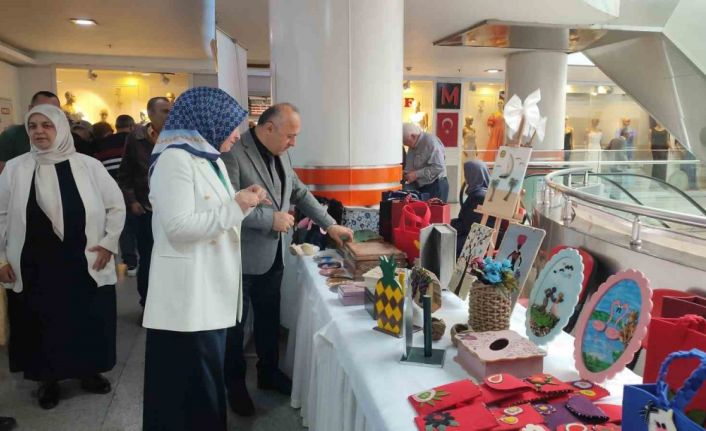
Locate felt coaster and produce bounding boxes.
[490,403,546,430]
[414,402,497,431]
[566,380,610,402]
[480,374,534,405]
[594,404,622,424]
[408,379,481,416]
[565,395,609,423]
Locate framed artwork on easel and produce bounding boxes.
[496,224,546,305]
[482,146,532,220]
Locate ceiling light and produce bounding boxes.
[87,69,98,81]
[142,73,151,76]
[71,18,97,26]
[161,73,171,85]
[485,68,502,74]
[402,80,411,90]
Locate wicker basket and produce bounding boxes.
[468,281,511,332]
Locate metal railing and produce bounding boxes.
[543,167,706,247]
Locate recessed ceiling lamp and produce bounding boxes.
[70,18,97,26]
[485,68,502,74]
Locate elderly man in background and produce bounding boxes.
[402,122,449,201]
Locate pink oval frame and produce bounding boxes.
[573,269,652,382]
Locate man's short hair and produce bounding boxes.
[31,91,59,105]
[258,103,300,126]
[115,114,135,129]
[402,122,422,141]
[147,97,170,112]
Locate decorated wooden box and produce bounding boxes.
[342,241,406,278]
[454,330,546,380]
[338,282,366,306]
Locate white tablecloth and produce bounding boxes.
[283,255,640,431]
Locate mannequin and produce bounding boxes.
[462,116,477,160]
[586,118,603,151]
[62,91,84,122]
[564,117,574,161]
[649,118,670,181]
[484,99,505,162]
[410,100,429,131]
[99,109,109,122]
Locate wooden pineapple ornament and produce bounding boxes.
[374,256,404,337]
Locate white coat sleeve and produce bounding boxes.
[0,163,11,263]
[151,150,246,243]
[93,161,126,254]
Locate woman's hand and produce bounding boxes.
[89,246,112,271]
[235,184,272,212]
[0,263,16,283]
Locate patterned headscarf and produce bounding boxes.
[150,87,247,172]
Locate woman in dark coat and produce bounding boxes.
[451,160,492,256]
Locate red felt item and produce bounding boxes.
[489,403,546,430]
[643,315,706,426]
[595,404,622,424]
[559,380,611,402]
[557,425,620,431]
[393,200,431,265]
[479,374,533,405]
[414,402,498,431]
[427,198,451,224]
[499,375,575,407]
[408,379,481,416]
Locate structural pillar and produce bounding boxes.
[506,51,568,151]
[269,0,404,205]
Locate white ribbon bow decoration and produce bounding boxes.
[503,89,542,138]
[534,117,547,144]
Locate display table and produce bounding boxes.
[283,254,640,431]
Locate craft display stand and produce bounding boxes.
[400,294,445,367]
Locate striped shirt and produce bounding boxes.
[94,132,129,179]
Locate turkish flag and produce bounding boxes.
[436,112,458,147]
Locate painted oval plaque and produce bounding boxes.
[526,248,584,345]
[573,269,652,382]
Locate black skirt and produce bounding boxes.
[143,328,228,431]
[7,160,116,381]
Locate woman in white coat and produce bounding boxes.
[0,105,125,409]
[142,87,268,431]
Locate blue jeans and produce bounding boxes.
[418,177,449,202]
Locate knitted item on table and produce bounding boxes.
[468,282,512,332]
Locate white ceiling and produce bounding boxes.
[0,0,212,59]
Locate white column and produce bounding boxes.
[506,51,568,151]
[269,0,404,205]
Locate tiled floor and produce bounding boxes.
[0,276,305,431]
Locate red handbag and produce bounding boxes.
[643,315,706,426]
[427,198,451,224]
[393,200,431,265]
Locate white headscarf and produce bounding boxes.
[24,104,77,240]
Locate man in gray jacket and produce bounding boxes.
[221,103,353,416]
[402,122,449,201]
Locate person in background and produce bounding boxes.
[675,140,698,190]
[92,121,114,141]
[117,97,171,307]
[451,160,493,257]
[221,103,353,416]
[95,114,137,275]
[0,91,61,173]
[142,87,269,431]
[615,117,636,161]
[649,118,671,182]
[402,122,449,201]
[0,105,125,410]
[70,120,95,156]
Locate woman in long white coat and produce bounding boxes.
[142,87,268,431]
[0,105,125,409]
